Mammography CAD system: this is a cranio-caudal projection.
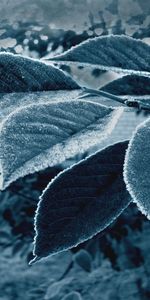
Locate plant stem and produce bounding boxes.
[82,87,125,104]
[80,87,150,112]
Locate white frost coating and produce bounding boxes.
[124,117,150,219]
[0,90,81,124]
[0,100,123,190]
[47,61,150,77]
[48,35,150,77]
[0,52,80,93]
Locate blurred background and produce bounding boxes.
[0,0,150,299]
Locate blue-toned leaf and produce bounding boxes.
[124,117,150,219]
[31,141,131,263]
[0,90,80,124]
[0,52,80,124]
[101,75,150,96]
[0,52,79,93]
[48,35,150,76]
[73,249,92,272]
[0,101,123,190]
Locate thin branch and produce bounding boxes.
[81,87,125,104]
[80,87,150,112]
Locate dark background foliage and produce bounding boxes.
[0,0,150,299]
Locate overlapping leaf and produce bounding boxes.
[0,90,80,124]
[124,117,150,219]
[48,35,150,76]
[0,52,81,124]
[0,101,123,190]
[0,52,79,93]
[101,75,150,96]
[31,141,131,262]
[0,52,81,187]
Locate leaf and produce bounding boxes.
[0,101,123,190]
[31,141,131,263]
[0,52,79,93]
[73,249,92,272]
[48,35,150,76]
[101,75,150,96]
[124,117,150,219]
[0,52,80,125]
[0,90,80,124]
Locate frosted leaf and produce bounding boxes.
[101,75,150,96]
[0,52,80,125]
[0,52,79,93]
[0,100,123,190]
[124,117,150,219]
[48,35,150,76]
[31,141,131,262]
[0,90,80,124]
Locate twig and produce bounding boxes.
[80,87,150,112]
